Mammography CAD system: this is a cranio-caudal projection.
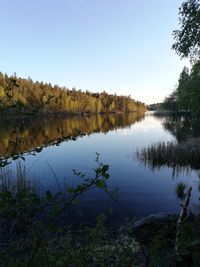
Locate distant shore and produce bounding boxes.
[0,109,146,120]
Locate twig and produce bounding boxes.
[175,186,192,254]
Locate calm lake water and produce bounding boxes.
[1,112,200,223]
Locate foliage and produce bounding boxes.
[146,103,163,111]
[175,182,188,199]
[172,0,200,61]
[165,0,200,114]
[137,138,200,174]
[0,163,39,237]
[0,88,146,266]
[0,154,136,266]
[0,72,146,116]
[162,91,179,112]
[163,61,200,114]
[0,77,55,167]
[0,215,140,267]
[0,73,145,168]
[1,124,200,266]
[175,218,200,266]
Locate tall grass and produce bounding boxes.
[0,161,39,246]
[137,138,200,173]
[0,161,36,194]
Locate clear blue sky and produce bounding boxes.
[0,0,189,104]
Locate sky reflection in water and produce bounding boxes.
[4,112,200,223]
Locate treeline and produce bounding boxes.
[147,103,163,111]
[0,72,146,115]
[163,61,200,114]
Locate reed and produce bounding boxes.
[137,137,200,173]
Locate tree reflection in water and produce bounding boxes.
[137,113,200,175]
[0,112,145,159]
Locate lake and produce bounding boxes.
[1,112,200,224]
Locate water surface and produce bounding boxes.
[1,112,199,223]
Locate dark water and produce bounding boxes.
[1,112,200,223]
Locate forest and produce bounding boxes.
[162,0,200,114]
[0,72,146,116]
[163,61,200,113]
[1,0,200,266]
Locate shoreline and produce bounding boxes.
[0,109,146,121]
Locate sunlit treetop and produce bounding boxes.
[172,0,200,62]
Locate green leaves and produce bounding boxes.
[45,190,54,201]
[95,179,106,189]
[175,182,188,199]
[172,0,200,61]
[0,154,113,267]
[67,187,75,194]
[163,61,200,114]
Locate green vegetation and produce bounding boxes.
[172,0,200,61]
[1,0,200,265]
[137,112,200,175]
[0,72,145,117]
[175,182,187,199]
[0,157,143,267]
[136,108,200,265]
[137,138,200,173]
[163,0,200,114]
[2,159,200,267]
[146,103,163,111]
[163,62,200,114]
